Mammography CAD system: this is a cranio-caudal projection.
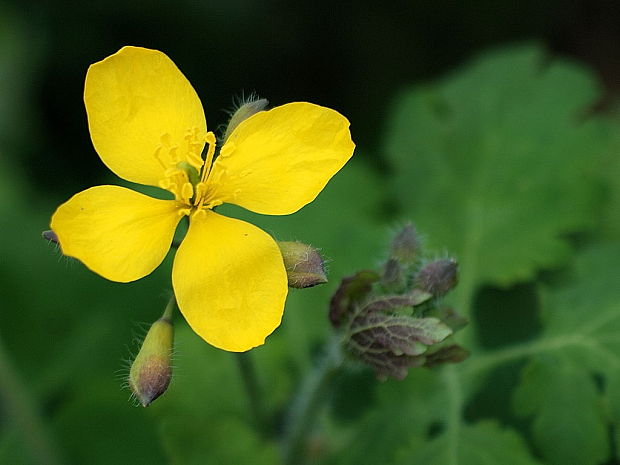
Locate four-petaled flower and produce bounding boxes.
[50,46,354,352]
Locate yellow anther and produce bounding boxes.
[203,199,223,210]
[186,152,204,171]
[219,142,235,159]
[153,146,167,169]
[198,132,217,186]
[168,146,179,162]
[193,182,207,206]
[181,182,194,204]
[191,209,207,220]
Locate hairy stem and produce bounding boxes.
[282,336,343,465]
[234,351,269,433]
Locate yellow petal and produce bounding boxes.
[85,46,207,187]
[51,185,183,282]
[208,102,355,215]
[172,211,288,351]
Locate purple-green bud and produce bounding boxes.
[277,241,328,289]
[329,270,380,328]
[224,97,269,142]
[129,315,173,407]
[390,223,420,265]
[415,258,458,297]
[381,258,404,291]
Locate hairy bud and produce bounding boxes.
[390,223,420,265]
[381,258,404,291]
[328,222,468,379]
[415,258,458,296]
[278,241,328,288]
[129,314,173,407]
[224,97,269,142]
[329,270,380,328]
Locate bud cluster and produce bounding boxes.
[329,223,468,380]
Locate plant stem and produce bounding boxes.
[282,335,343,465]
[234,350,268,433]
[0,334,64,465]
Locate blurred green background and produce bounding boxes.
[1,1,619,464]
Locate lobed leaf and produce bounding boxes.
[385,44,609,315]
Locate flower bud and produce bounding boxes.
[390,223,420,265]
[329,270,380,328]
[129,314,173,407]
[381,258,404,291]
[415,258,458,297]
[277,241,328,289]
[224,97,269,142]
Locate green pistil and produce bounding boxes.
[176,161,201,186]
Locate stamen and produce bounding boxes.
[218,142,235,159]
[194,182,207,203]
[202,199,223,210]
[184,127,206,170]
[181,183,194,204]
[191,208,207,220]
[194,132,217,206]
[200,132,217,184]
[153,146,167,169]
[154,129,219,207]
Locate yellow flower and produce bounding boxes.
[50,46,354,352]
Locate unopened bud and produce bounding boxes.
[415,258,458,297]
[381,258,404,291]
[224,97,269,142]
[129,313,173,407]
[390,223,420,265]
[329,270,380,328]
[278,241,328,289]
[42,229,59,245]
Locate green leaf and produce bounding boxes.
[598,120,620,239]
[513,357,608,465]
[396,421,543,465]
[509,244,620,465]
[326,45,620,465]
[385,44,609,315]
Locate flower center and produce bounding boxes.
[154,128,222,216]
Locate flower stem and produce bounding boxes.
[282,335,343,465]
[0,334,65,465]
[234,350,269,433]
